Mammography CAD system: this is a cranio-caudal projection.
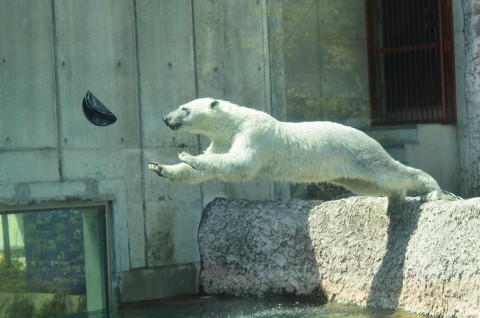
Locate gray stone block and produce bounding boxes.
[199,197,480,317]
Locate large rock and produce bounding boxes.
[198,197,480,318]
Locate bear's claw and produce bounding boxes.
[148,161,164,176]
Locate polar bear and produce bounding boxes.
[149,98,458,201]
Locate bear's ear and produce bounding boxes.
[209,100,219,109]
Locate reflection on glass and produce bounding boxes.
[0,206,108,317]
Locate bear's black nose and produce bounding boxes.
[163,116,181,130]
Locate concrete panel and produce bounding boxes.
[453,0,464,32]
[284,0,369,127]
[54,0,139,149]
[223,0,271,109]
[135,2,200,268]
[29,181,86,201]
[135,0,197,148]
[283,0,322,101]
[366,126,419,146]
[317,40,369,99]
[194,0,273,200]
[62,148,142,200]
[193,0,226,99]
[145,200,202,267]
[62,149,129,180]
[316,0,367,41]
[98,178,130,272]
[194,0,269,109]
[0,184,15,203]
[117,264,199,303]
[266,0,287,121]
[127,202,146,269]
[0,0,57,149]
[0,149,59,185]
[406,124,459,193]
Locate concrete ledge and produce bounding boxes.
[198,197,480,318]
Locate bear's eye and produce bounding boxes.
[180,107,190,115]
[210,100,219,109]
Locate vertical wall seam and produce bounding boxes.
[51,0,64,182]
[222,0,227,96]
[133,0,147,269]
[262,0,272,116]
[191,0,206,207]
[191,0,199,100]
[261,0,275,200]
[315,0,323,98]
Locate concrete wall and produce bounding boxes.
[283,0,370,128]
[461,0,480,197]
[0,0,284,305]
[405,125,459,194]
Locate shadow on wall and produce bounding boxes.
[366,200,422,308]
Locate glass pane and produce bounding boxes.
[0,206,108,317]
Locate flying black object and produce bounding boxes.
[82,91,117,126]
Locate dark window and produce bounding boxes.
[365,0,456,125]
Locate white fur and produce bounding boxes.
[149,98,454,201]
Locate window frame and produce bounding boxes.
[365,0,457,126]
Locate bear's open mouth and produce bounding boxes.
[166,122,182,130]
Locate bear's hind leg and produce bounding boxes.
[369,164,445,201]
[401,167,446,201]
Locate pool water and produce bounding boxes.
[62,295,427,318]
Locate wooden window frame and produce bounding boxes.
[365,0,456,125]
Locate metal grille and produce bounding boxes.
[365,0,456,125]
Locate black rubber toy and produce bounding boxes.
[82,91,117,126]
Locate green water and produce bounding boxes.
[62,296,427,318]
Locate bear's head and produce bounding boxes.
[163,98,226,136]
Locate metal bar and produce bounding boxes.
[391,0,399,120]
[413,0,421,120]
[401,0,409,121]
[438,0,447,121]
[1,214,11,266]
[365,0,377,122]
[446,0,457,122]
[414,0,422,120]
[373,43,439,55]
[428,0,435,119]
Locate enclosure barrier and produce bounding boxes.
[198,197,480,318]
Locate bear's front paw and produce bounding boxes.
[149,161,166,177]
[178,152,198,169]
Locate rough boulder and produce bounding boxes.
[198,197,480,318]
